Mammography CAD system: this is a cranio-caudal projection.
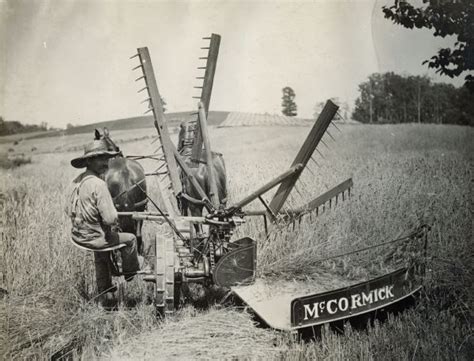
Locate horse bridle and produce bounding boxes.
[97,130,141,208]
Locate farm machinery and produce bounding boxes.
[106,34,429,331]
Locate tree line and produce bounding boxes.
[0,117,49,136]
[286,1,472,125]
[352,72,473,126]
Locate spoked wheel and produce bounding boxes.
[154,233,176,318]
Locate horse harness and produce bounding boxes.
[69,174,95,227]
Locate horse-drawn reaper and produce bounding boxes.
[69,34,429,331]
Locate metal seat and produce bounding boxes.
[70,239,127,277]
[70,238,126,252]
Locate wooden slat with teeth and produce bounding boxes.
[136,47,182,216]
[190,33,221,167]
[267,100,339,217]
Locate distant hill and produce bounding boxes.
[0,130,57,144]
[57,110,231,136]
[2,111,230,143]
[0,110,325,145]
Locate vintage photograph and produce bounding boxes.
[1,0,472,359]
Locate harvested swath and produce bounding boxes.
[104,307,282,360]
[219,112,311,127]
[2,285,79,359]
[2,286,158,359]
[3,286,279,360]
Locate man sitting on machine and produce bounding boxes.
[66,138,141,304]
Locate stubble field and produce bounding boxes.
[1,123,472,359]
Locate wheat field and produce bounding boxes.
[1,123,472,359]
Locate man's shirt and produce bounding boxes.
[66,170,118,249]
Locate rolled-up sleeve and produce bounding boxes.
[96,182,118,225]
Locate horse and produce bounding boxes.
[177,121,227,221]
[96,128,147,254]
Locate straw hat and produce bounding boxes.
[70,139,119,168]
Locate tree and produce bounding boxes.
[353,72,473,125]
[161,96,167,113]
[0,119,50,136]
[145,96,166,112]
[313,98,349,121]
[281,87,297,117]
[313,101,326,119]
[354,73,430,123]
[383,0,474,92]
[0,116,6,135]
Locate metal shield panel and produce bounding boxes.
[213,237,256,288]
[291,267,422,328]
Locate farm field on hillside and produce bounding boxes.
[1,123,472,359]
[0,127,164,156]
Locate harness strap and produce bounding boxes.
[133,198,148,209]
[180,192,206,206]
[69,175,95,225]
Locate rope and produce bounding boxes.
[265,225,430,269]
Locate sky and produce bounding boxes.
[0,0,463,128]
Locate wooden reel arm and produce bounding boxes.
[224,100,351,223]
[134,47,216,215]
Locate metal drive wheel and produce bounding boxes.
[154,232,175,317]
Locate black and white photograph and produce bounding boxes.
[1,0,472,359]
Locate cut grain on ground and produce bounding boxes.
[104,307,283,360]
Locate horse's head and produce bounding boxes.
[94,128,146,211]
[94,128,123,157]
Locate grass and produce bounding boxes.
[1,123,473,359]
